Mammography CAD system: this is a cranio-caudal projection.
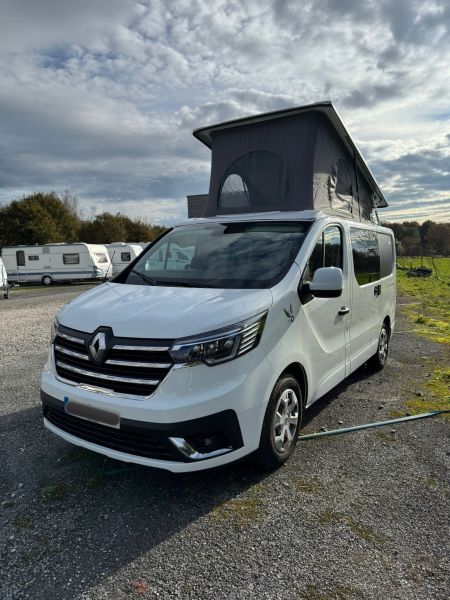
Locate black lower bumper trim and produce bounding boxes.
[41,391,243,462]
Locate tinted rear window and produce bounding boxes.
[350,228,380,285]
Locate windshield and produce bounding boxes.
[122,221,310,289]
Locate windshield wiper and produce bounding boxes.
[130,269,158,286]
[154,280,220,288]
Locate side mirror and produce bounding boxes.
[309,267,343,298]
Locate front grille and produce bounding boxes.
[44,404,180,460]
[54,325,174,397]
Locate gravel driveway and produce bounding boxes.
[0,288,449,600]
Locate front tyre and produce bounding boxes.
[256,375,303,468]
[368,323,389,370]
[42,275,53,286]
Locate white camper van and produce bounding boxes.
[41,102,396,473]
[2,243,111,285]
[105,243,143,277]
[0,257,9,299]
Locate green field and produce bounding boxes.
[396,257,449,419]
[396,257,450,345]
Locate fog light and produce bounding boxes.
[169,435,232,460]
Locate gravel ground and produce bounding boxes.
[0,288,449,600]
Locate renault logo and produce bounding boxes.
[89,331,107,364]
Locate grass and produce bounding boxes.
[417,476,438,490]
[85,473,105,490]
[40,482,69,502]
[316,510,383,544]
[293,476,323,495]
[396,257,450,345]
[210,484,264,527]
[404,366,450,421]
[13,515,33,529]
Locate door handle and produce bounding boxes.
[338,306,350,315]
[374,284,381,296]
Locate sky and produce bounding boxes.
[0,0,449,225]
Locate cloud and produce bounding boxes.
[0,0,449,224]
[0,0,137,53]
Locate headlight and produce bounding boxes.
[50,316,59,344]
[169,312,267,366]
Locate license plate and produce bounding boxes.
[64,400,120,429]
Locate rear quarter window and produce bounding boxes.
[350,228,380,285]
[377,233,395,278]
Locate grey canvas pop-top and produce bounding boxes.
[191,101,387,222]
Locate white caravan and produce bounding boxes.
[0,257,9,298]
[105,243,143,277]
[41,102,396,472]
[2,243,111,285]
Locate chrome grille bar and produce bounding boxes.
[113,344,170,352]
[56,360,160,386]
[55,345,89,361]
[57,332,85,345]
[105,359,172,369]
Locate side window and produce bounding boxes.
[121,252,131,262]
[350,228,380,285]
[16,251,25,266]
[308,236,323,280]
[28,255,39,261]
[324,226,343,269]
[378,233,394,278]
[306,225,342,281]
[301,226,343,303]
[63,253,80,265]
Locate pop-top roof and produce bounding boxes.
[193,101,387,214]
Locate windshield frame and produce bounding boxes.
[115,220,311,290]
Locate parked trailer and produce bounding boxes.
[105,243,143,277]
[0,257,9,298]
[1,243,111,285]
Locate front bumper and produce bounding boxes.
[41,391,247,472]
[41,335,278,471]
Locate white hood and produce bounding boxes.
[59,282,273,339]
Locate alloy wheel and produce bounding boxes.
[272,388,299,453]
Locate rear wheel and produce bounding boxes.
[368,323,389,370]
[42,275,52,286]
[256,375,303,468]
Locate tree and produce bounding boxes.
[0,192,80,246]
[61,190,83,220]
[395,239,405,256]
[424,222,450,256]
[79,212,167,244]
[79,213,128,243]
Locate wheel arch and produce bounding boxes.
[383,315,391,337]
[280,362,308,407]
